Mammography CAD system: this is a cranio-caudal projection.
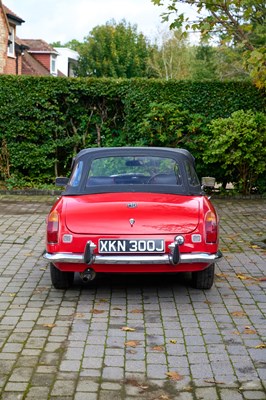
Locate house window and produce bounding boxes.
[7,27,15,57]
[50,55,57,75]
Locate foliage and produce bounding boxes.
[0,76,264,189]
[191,45,219,81]
[74,20,153,78]
[151,0,266,88]
[214,46,249,81]
[203,110,266,194]
[149,31,249,81]
[148,29,195,79]
[0,139,10,179]
[50,19,255,83]
[137,102,190,145]
[49,41,63,48]
[121,79,265,144]
[137,104,212,177]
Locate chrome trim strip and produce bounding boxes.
[43,250,223,265]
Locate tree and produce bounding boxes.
[148,29,195,79]
[75,20,153,78]
[214,46,249,81]
[151,0,266,88]
[50,39,83,52]
[190,44,219,80]
[50,41,63,48]
[190,44,249,81]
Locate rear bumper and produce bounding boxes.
[43,241,223,266]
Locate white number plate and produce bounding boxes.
[99,239,165,254]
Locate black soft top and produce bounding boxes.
[63,147,201,196]
[75,147,195,163]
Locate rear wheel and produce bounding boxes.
[191,264,215,290]
[50,263,74,289]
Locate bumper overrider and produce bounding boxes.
[43,241,223,266]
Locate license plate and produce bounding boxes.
[99,239,165,254]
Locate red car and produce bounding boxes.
[43,147,222,290]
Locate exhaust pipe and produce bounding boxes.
[80,269,96,282]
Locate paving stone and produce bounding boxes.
[101,381,122,390]
[8,367,33,382]
[59,360,81,372]
[25,386,50,399]
[102,366,124,380]
[239,380,265,391]
[242,391,266,399]
[195,387,219,400]
[76,378,99,392]
[98,391,122,400]
[51,379,76,396]
[220,388,245,400]
[125,360,146,372]
[173,393,194,400]
[80,369,102,378]
[84,345,105,357]
[3,382,28,392]
[75,393,98,400]
[146,364,168,379]
[104,355,124,367]
[190,363,213,379]
[146,352,167,364]
[82,357,103,369]
[0,197,265,399]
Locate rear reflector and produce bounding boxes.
[192,234,202,243]
[63,234,73,243]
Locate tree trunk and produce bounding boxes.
[96,124,101,147]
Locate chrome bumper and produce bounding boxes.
[43,241,223,266]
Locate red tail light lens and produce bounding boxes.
[47,210,59,243]
[205,210,218,243]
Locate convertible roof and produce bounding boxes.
[75,147,195,164]
[64,146,201,196]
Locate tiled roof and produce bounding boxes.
[22,51,50,76]
[22,39,57,54]
[57,70,66,77]
[3,4,24,23]
[16,37,29,49]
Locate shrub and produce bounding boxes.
[203,110,266,194]
[0,76,264,188]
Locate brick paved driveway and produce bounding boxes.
[0,195,265,400]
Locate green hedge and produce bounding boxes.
[0,75,265,188]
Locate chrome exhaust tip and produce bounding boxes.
[80,269,96,282]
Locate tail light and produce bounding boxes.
[47,210,59,244]
[205,210,218,243]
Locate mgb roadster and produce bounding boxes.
[43,147,222,289]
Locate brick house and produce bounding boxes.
[0,3,62,76]
[21,39,59,76]
[1,3,79,77]
[0,1,25,74]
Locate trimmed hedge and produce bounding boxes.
[0,75,265,187]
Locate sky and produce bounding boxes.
[4,0,198,44]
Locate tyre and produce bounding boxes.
[50,263,74,289]
[191,264,215,290]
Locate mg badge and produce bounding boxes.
[127,202,137,208]
[129,218,135,227]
